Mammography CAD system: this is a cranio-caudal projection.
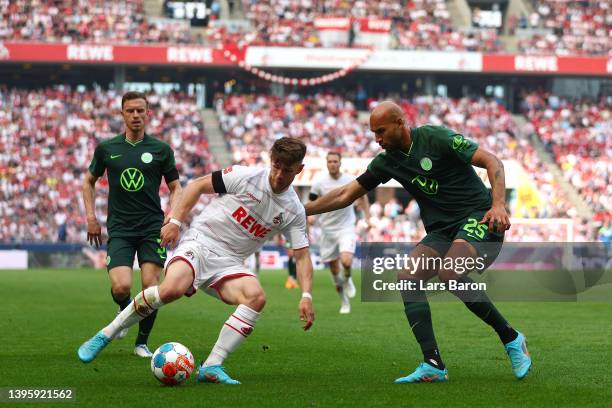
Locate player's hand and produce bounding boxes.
[160,222,180,248]
[86,217,102,248]
[480,204,511,233]
[299,298,314,331]
[163,213,171,226]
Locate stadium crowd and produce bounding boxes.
[522,91,611,222]
[240,0,501,51]
[215,92,589,241]
[0,0,202,44]
[517,0,611,56]
[4,0,609,56]
[0,87,214,243]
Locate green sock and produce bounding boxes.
[402,287,444,369]
[288,257,296,279]
[450,276,518,344]
[136,310,158,346]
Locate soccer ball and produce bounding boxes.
[150,342,195,385]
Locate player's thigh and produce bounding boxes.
[136,235,166,270]
[214,276,266,310]
[453,212,504,273]
[108,266,133,295]
[158,259,196,303]
[106,237,137,270]
[319,232,339,264]
[398,242,443,282]
[338,231,356,268]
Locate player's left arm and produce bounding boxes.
[160,173,216,247]
[163,179,183,225]
[471,147,511,233]
[356,194,372,229]
[293,246,315,331]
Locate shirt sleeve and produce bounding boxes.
[220,165,255,194]
[438,128,479,164]
[365,154,392,185]
[282,208,309,250]
[309,180,322,201]
[88,144,106,178]
[162,146,179,183]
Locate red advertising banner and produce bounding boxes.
[0,42,242,66]
[313,17,351,31]
[358,18,391,33]
[483,54,611,76]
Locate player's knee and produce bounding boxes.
[438,268,460,285]
[111,284,131,300]
[158,283,183,304]
[243,289,266,311]
[340,258,352,270]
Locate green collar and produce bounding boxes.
[124,133,146,146]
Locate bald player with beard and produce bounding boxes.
[305,101,531,383]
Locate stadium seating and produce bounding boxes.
[240,0,502,51]
[0,0,202,44]
[523,92,610,221]
[0,87,214,243]
[518,0,611,56]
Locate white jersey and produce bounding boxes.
[189,165,309,260]
[310,173,356,233]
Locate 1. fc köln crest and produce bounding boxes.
[273,213,284,225]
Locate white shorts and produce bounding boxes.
[168,231,256,303]
[319,229,357,263]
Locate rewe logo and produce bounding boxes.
[67,45,113,61]
[231,206,271,238]
[515,56,558,72]
[167,47,213,63]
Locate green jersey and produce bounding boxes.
[88,134,178,238]
[366,125,491,232]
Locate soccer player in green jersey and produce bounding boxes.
[82,91,182,358]
[305,101,531,383]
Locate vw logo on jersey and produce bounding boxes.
[141,152,153,163]
[120,168,145,192]
[420,157,433,171]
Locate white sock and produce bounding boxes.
[102,286,163,339]
[203,304,260,367]
[332,273,344,296]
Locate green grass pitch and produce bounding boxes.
[1,268,611,407]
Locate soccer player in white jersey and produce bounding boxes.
[78,138,315,384]
[309,152,370,314]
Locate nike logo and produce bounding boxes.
[110,154,122,159]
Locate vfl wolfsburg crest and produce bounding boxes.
[120,168,145,192]
[141,152,153,163]
[420,157,433,171]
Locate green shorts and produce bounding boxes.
[106,235,167,271]
[420,210,504,273]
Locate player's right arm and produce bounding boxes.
[304,179,368,216]
[83,144,107,248]
[82,171,102,248]
[293,246,315,331]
